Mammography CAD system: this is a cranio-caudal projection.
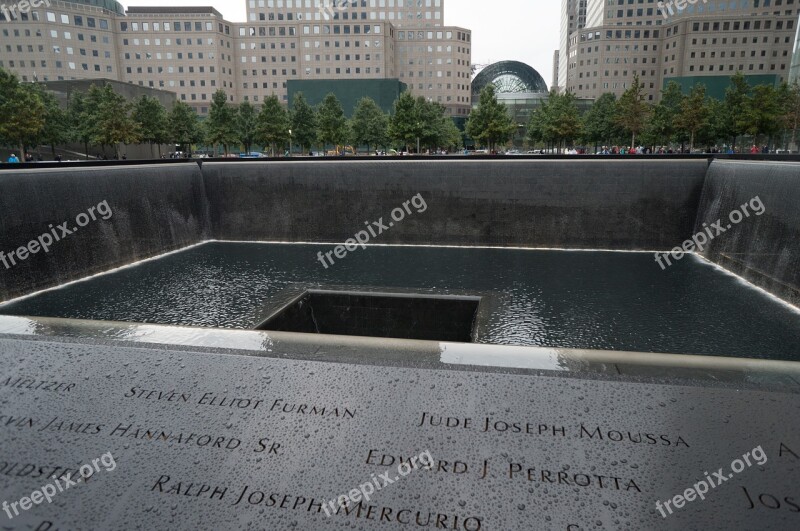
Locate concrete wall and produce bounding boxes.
[202,159,709,249]
[695,160,800,306]
[0,164,209,302]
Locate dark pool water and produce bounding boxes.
[2,242,799,360]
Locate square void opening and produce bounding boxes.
[256,290,480,342]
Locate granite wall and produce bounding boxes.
[695,160,800,306]
[0,164,209,302]
[201,159,709,249]
[3,158,797,307]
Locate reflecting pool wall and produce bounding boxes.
[1,158,798,313]
[0,159,709,303]
[696,160,800,306]
[0,163,208,301]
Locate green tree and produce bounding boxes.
[236,100,258,155]
[388,91,421,153]
[742,84,783,148]
[206,89,238,156]
[85,84,109,154]
[698,98,726,149]
[0,70,45,157]
[676,84,711,152]
[256,94,290,156]
[466,85,515,151]
[720,72,751,150]
[168,101,203,154]
[132,95,169,158]
[527,91,583,153]
[416,97,457,151]
[581,93,621,149]
[290,93,318,154]
[645,82,684,148]
[439,117,464,151]
[317,93,348,151]
[350,97,389,153]
[35,85,69,159]
[615,74,651,149]
[781,82,800,151]
[550,91,583,152]
[92,84,139,158]
[67,91,93,159]
[526,101,549,148]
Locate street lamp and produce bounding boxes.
[288,129,292,157]
[416,122,421,155]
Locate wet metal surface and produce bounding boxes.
[0,337,798,529]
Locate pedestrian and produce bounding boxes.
[6,154,19,163]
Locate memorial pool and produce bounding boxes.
[2,241,798,360]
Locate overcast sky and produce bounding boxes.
[124,0,561,87]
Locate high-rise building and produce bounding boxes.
[556,0,587,92]
[791,10,800,83]
[560,0,798,102]
[0,0,472,116]
[552,49,559,89]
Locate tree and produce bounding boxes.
[415,97,440,151]
[291,93,317,154]
[466,85,515,151]
[615,74,651,149]
[256,94,290,156]
[416,97,458,151]
[132,95,169,158]
[549,91,583,151]
[205,89,238,156]
[388,91,421,153]
[0,69,45,157]
[781,82,800,151]
[676,84,711,152]
[35,85,69,159]
[720,72,750,150]
[439,117,464,151]
[84,84,108,154]
[350,97,389,153]
[698,98,726,149]
[168,101,203,153]
[317,93,348,151]
[68,91,94,159]
[742,84,783,148]
[582,93,622,150]
[527,91,583,153]
[236,100,258,155]
[92,83,139,158]
[645,81,684,149]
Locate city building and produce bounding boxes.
[791,9,800,83]
[0,0,471,116]
[558,0,799,102]
[556,0,587,92]
[471,60,592,149]
[287,78,406,115]
[552,49,559,89]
